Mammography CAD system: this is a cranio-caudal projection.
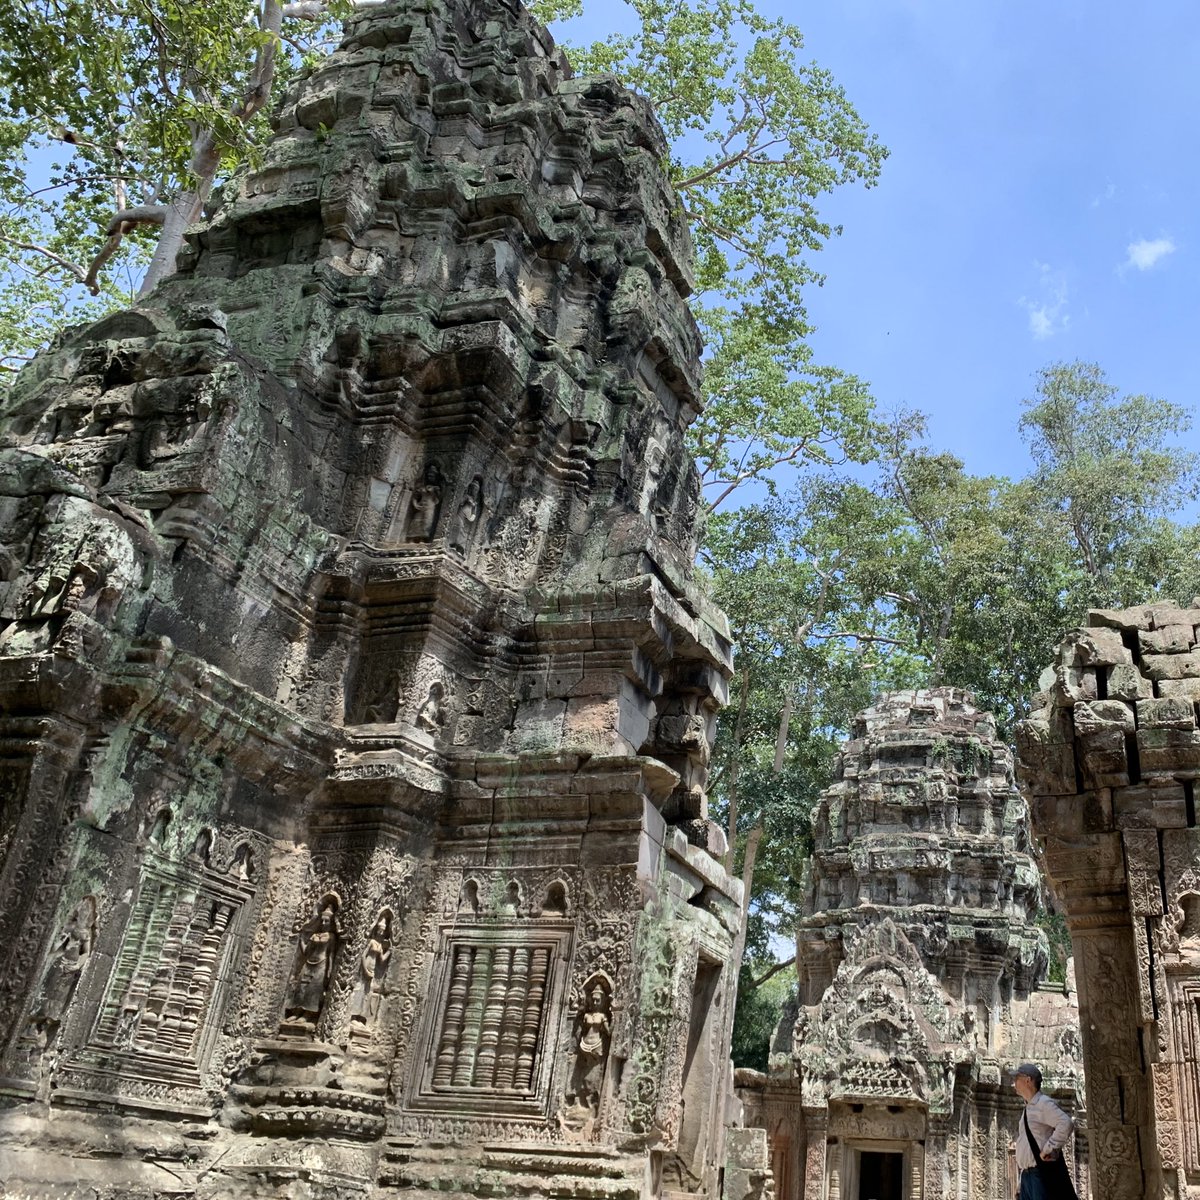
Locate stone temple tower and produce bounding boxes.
[0,2,748,1197]
[739,689,1084,1200]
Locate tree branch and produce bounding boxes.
[810,630,906,647]
[282,0,387,18]
[0,233,89,288]
[83,205,168,294]
[748,955,796,991]
[677,132,785,191]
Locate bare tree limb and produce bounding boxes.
[0,233,89,287]
[748,955,796,991]
[809,630,906,647]
[740,825,762,915]
[83,205,168,294]
[105,206,168,235]
[676,133,785,191]
[723,665,751,875]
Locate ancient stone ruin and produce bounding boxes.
[1017,601,1200,1200]
[0,1,749,1195]
[740,690,1085,1200]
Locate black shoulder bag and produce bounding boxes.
[1023,1109,1078,1200]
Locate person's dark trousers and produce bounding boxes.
[1019,1168,1048,1199]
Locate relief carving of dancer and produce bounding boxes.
[282,895,342,1031]
[559,979,612,1140]
[28,896,97,1047]
[348,910,393,1028]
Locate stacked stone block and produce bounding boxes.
[1018,601,1200,1200]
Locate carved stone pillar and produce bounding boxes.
[802,1108,828,1200]
[1014,607,1200,1200]
[907,1138,925,1200]
[924,1115,948,1200]
[825,1135,842,1200]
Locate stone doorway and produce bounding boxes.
[856,1149,904,1200]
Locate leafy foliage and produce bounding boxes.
[730,960,795,1072]
[533,0,888,506]
[711,364,1200,1063]
[1019,360,1200,602]
[0,0,347,382]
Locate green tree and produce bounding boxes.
[873,413,1083,731]
[730,958,796,1072]
[702,478,926,959]
[1019,360,1200,605]
[1,0,888,472]
[718,374,1200,1065]
[484,0,887,505]
[0,0,369,380]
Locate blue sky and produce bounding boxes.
[549,0,1200,483]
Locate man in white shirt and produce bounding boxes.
[1012,1062,1074,1199]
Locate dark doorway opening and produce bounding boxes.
[858,1150,903,1200]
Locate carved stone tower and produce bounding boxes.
[739,689,1084,1200]
[0,2,743,1197]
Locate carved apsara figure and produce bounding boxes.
[282,896,342,1028]
[364,667,402,724]
[28,897,97,1044]
[415,680,446,733]
[147,806,171,845]
[348,910,394,1026]
[450,475,483,552]
[232,841,255,883]
[191,828,212,865]
[561,979,612,1137]
[578,984,611,1063]
[458,879,480,915]
[407,463,443,541]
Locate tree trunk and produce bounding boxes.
[138,193,203,298]
[723,666,751,873]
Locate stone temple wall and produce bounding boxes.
[1017,601,1200,1200]
[0,2,745,1197]
[741,690,1085,1200]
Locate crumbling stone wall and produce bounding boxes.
[0,2,742,1197]
[1017,601,1200,1200]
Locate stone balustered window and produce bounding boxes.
[410,925,572,1118]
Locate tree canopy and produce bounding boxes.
[709,360,1200,1062]
[2,0,888,500]
[533,0,887,506]
[0,0,363,379]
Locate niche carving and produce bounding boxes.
[281,892,343,1032]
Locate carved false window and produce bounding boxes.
[410,925,572,1118]
[1171,977,1200,1175]
[61,847,255,1109]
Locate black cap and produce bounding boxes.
[1014,1063,1042,1087]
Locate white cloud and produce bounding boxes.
[1124,237,1176,271]
[1019,262,1069,341]
[1090,181,1116,209]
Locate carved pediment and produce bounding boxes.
[794,918,965,1108]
